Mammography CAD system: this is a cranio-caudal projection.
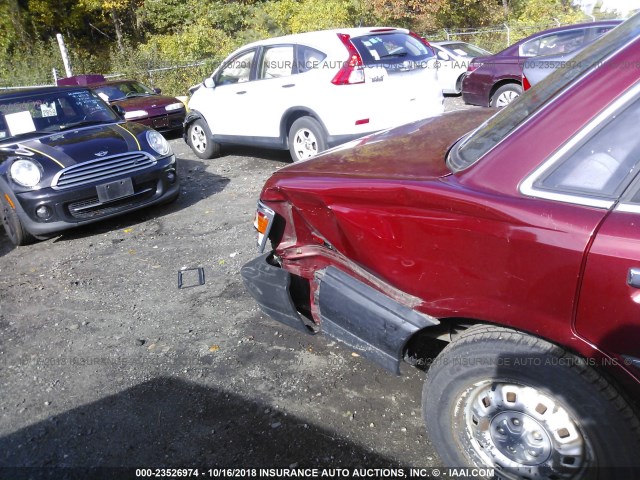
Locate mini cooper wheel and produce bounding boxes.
[491,84,522,108]
[1,194,35,246]
[187,119,220,159]
[289,117,326,162]
[423,325,640,479]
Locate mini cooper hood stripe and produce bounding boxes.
[19,124,141,169]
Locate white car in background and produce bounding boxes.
[431,41,491,94]
[186,27,444,162]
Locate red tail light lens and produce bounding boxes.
[409,31,435,56]
[467,62,482,73]
[331,33,365,85]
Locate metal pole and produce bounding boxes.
[56,33,73,77]
[52,68,58,84]
[504,23,510,47]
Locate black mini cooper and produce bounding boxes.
[0,86,179,246]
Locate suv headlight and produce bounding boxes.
[10,158,42,187]
[146,130,172,156]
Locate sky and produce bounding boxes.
[601,0,640,14]
[575,0,640,15]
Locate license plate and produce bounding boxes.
[152,116,169,129]
[97,178,134,203]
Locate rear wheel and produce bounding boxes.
[288,117,326,162]
[423,325,640,479]
[491,84,522,108]
[187,118,220,159]
[1,194,35,246]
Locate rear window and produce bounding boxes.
[441,43,491,57]
[350,33,434,68]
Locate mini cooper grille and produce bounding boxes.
[52,152,156,189]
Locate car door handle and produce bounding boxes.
[627,268,640,288]
[282,84,295,88]
[236,91,247,95]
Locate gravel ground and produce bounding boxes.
[0,97,481,477]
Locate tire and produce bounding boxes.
[455,74,466,95]
[423,325,640,479]
[1,194,36,246]
[490,84,522,108]
[288,117,327,162]
[187,118,220,159]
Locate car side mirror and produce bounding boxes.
[203,77,215,89]
[153,87,162,94]
[437,51,451,61]
[111,104,125,118]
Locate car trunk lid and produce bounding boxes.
[278,109,494,182]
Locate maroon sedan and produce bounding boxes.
[243,13,640,478]
[462,20,620,107]
[57,75,186,133]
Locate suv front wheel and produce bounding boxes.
[423,325,640,479]
[289,117,326,162]
[187,118,220,159]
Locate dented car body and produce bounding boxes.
[243,14,640,479]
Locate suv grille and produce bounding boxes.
[52,152,156,189]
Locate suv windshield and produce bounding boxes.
[0,89,118,142]
[448,16,636,172]
[351,32,434,69]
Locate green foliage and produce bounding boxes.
[257,0,364,36]
[516,0,583,26]
[137,0,195,34]
[0,0,611,93]
[436,0,503,29]
[0,39,63,87]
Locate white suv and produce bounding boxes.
[185,27,445,162]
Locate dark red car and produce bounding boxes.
[57,75,186,133]
[462,20,621,107]
[242,14,640,478]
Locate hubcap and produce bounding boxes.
[463,382,591,479]
[190,125,207,153]
[495,90,520,107]
[293,128,318,161]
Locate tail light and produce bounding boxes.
[410,31,436,57]
[254,201,276,253]
[467,62,482,74]
[331,33,365,85]
[523,73,531,91]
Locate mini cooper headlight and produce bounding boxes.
[10,158,42,187]
[146,130,172,156]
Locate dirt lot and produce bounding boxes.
[0,97,477,476]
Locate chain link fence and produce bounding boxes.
[2,17,621,93]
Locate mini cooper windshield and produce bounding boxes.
[0,89,119,141]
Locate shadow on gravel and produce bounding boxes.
[49,157,230,244]
[0,377,402,474]
[0,231,14,257]
[221,145,292,164]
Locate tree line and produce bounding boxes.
[0,0,621,93]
